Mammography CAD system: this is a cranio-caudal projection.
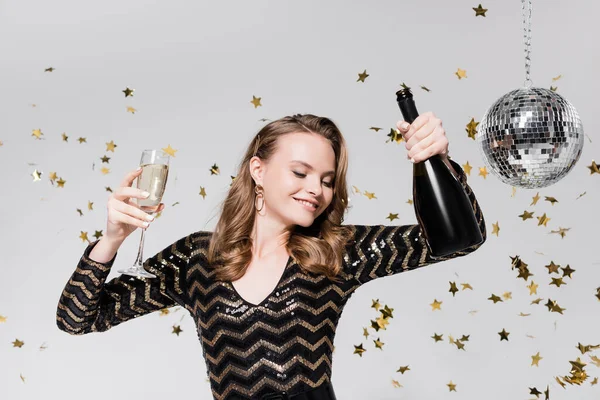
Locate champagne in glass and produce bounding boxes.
[117,149,170,278]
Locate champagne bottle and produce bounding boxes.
[396,88,483,258]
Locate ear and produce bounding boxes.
[248,156,264,185]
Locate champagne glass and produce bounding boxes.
[117,149,170,278]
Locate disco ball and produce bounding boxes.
[476,87,584,188]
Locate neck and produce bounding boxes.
[251,213,293,260]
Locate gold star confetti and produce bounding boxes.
[373,338,385,350]
[357,69,369,82]
[447,381,457,391]
[455,68,467,79]
[32,169,42,182]
[460,283,473,290]
[122,86,135,97]
[531,192,541,205]
[199,186,207,199]
[546,299,566,314]
[491,222,500,236]
[449,282,459,296]
[550,227,571,238]
[478,166,488,178]
[531,352,543,366]
[172,324,183,336]
[518,210,535,221]
[527,281,539,295]
[397,365,410,374]
[537,213,551,227]
[545,196,559,205]
[371,299,381,311]
[12,339,24,348]
[498,329,510,341]
[161,144,177,157]
[586,160,599,174]
[210,163,220,175]
[432,333,443,342]
[79,231,90,243]
[105,140,117,152]
[545,261,560,274]
[32,128,43,139]
[488,294,503,303]
[250,95,262,108]
[0,315,7,323]
[364,191,377,199]
[45,67,55,72]
[353,343,366,357]
[386,128,403,144]
[550,277,566,287]
[369,127,382,132]
[386,213,399,221]
[466,118,479,139]
[126,106,137,114]
[381,305,393,319]
[473,4,488,16]
[430,299,442,311]
[391,380,402,388]
[561,264,575,278]
[461,161,472,176]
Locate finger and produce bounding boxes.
[113,199,155,223]
[396,120,410,132]
[114,186,150,202]
[412,142,447,163]
[117,211,153,230]
[404,112,434,141]
[407,128,437,159]
[406,118,439,150]
[119,168,143,189]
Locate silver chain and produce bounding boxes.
[522,0,533,88]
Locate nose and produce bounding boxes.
[306,177,323,197]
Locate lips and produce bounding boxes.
[294,197,318,211]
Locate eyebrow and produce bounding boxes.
[290,160,335,176]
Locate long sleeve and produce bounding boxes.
[341,158,486,286]
[56,233,194,335]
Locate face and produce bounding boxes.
[250,132,336,229]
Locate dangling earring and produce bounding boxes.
[254,184,264,212]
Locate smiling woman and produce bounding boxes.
[57,113,486,400]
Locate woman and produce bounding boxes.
[56,113,486,400]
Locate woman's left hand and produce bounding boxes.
[396,111,449,163]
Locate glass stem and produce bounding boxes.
[134,225,147,267]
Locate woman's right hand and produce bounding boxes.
[105,168,165,243]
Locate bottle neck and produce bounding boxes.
[397,96,419,124]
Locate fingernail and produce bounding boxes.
[142,191,150,197]
[401,122,410,130]
[137,166,142,171]
[410,158,415,163]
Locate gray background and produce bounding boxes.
[1,0,599,399]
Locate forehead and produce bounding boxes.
[274,132,335,169]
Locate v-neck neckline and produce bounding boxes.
[228,255,294,308]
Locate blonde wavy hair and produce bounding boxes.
[207,114,354,284]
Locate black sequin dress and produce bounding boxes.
[56,159,486,399]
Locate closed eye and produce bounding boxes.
[293,171,333,188]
